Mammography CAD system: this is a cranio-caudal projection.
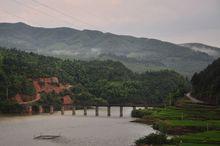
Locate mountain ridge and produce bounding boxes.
[180,43,220,58]
[0,22,217,76]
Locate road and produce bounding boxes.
[19,93,41,105]
[186,93,204,104]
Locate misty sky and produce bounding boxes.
[0,0,220,47]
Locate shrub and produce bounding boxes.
[0,100,23,113]
[21,79,36,96]
[135,133,168,145]
[131,109,152,118]
[38,93,62,110]
[153,121,168,134]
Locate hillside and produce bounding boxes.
[191,57,220,105]
[0,47,189,113]
[0,22,215,76]
[180,43,220,58]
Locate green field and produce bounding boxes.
[167,120,220,128]
[166,143,219,146]
[148,106,220,120]
[179,131,220,143]
[133,98,220,146]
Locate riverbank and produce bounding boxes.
[132,97,220,145]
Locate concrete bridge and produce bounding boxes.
[24,104,154,117]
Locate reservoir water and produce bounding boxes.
[0,107,154,146]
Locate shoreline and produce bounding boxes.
[131,104,220,145]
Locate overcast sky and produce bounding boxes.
[0,0,220,47]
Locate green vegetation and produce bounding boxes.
[179,131,220,144]
[167,120,220,128]
[136,132,220,146]
[191,57,220,105]
[133,97,220,145]
[135,133,169,145]
[0,100,23,113]
[131,108,152,118]
[165,143,219,146]
[0,47,189,113]
[177,144,219,146]
[133,106,220,134]
[72,85,107,105]
[38,93,62,111]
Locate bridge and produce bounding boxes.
[23,104,156,117]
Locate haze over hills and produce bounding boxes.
[0,22,218,76]
[180,43,220,59]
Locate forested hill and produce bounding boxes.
[191,58,220,105]
[0,22,215,76]
[0,47,189,108]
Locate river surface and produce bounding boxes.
[0,107,155,146]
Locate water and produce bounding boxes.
[0,107,155,146]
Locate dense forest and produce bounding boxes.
[0,47,189,112]
[191,57,220,105]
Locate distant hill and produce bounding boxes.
[0,22,216,76]
[0,47,189,108]
[180,43,220,58]
[191,57,220,105]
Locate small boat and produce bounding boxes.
[34,134,61,140]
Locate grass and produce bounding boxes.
[180,144,219,146]
[167,120,220,128]
[150,108,220,133]
[151,108,184,120]
[133,98,220,145]
[179,131,220,144]
[136,107,220,129]
[149,106,220,120]
[166,143,220,146]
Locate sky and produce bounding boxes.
[0,0,220,47]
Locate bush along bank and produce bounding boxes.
[132,99,220,145]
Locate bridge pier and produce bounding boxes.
[39,105,43,114]
[95,106,99,116]
[133,106,136,110]
[107,106,111,117]
[28,106,32,115]
[61,106,64,115]
[50,105,54,114]
[72,106,76,115]
[120,106,123,117]
[84,106,87,116]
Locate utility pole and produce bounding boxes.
[5,78,9,100]
[206,122,209,131]
[6,86,8,100]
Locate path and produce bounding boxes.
[19,93,41,105]
[186,93,204,104]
